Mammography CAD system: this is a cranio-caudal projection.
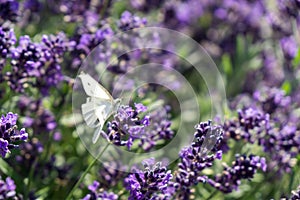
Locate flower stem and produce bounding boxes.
[65,143,110,200]
[206,189,218,200]
[25,158,38,199]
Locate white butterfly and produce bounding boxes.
[79,72,121,144]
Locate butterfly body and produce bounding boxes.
[79,72,121,144]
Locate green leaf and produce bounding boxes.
[221,54,233,75]
[292,48,300,68]
[281,81,292,94]
[0,159,13,177]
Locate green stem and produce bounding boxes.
[289,169,295,193]
[42,131,54,162]
[206,189,218,200]
[100,0,109,18]
[65,143,110,200]
[25,158,38,199]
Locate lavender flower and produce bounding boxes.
[0,27,16,72]
[260,51,284,87]
[278,0,300,19]
[260,124,300,173]
[175,121,223,199]
[222,107,270,145]
[98,161,127,189]
[208,154,267,193]
[56,0,110,24]
[280,36,299,60]
[162,0,207,29]
[124,158,176,199]
[18,96,57,134]
[41,32,75,63]
[14,138,43,170]
[0,112,28,157]
[130,0,164,12]
[0,0,19,25]
[103,103,173,151]
[118,11,147,31]
[36,155,72,185]
[222,104,300,173]
[0,176,18,199]
[23,0,42,12]
[70,24,114,69]
[82,181,118,200]
[139,105,174,151]
[6,33,73,95]
[103,103,151,149]
[253,86,291,119]
[290,185,300,200]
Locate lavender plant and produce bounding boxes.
[0,0,299,200]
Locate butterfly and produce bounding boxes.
[79,72,121,144]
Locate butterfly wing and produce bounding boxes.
[79,72,113,100]
[81,97,115,143]
[79,72,121,144]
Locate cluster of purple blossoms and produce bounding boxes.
[18,96,58,134]
[23,0,42,12]
[222,107,270,148]
[118,11,147,31]
[13,138,43,171]
[0,112,28,158]
[208,154,267,193]
[268,0,300,64]
[156,0,268,56]
[70,24,114,69]
[70,10,146,70]
[37,155,72,185]
[98,161,127,189]
[6,32,74,95]
[175,121,223,199]
[0,27,16,80]
[102,103,150,149]
[253,86,291,116]
[139,105,174,151]
[0,0,19,25]
[103,103,173,151]
[223,98,300,173]
[124,158,176,199]
[260,51,285,87]
[261,123,300,173]
[162,0,208,28]
[52,0,112,24]
[82,181,118,200]
[280,36,299,60]
[130,0,164,12]
[0,176,18,199]
[277,0,300,21]
[290,185,300,200]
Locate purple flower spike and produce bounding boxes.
[208,154,267,193]
[82,181,118,200]
[0,27,16,73]
[0,112,28,158]
[134,103,147,113]
[0,0,19,24]
[175,120,223,199]
[118,11,147,31]
[290,185,300,200]
[6,33,73,95]
[124,159,176,199]
[280,36,299,59]
[88,181,100,192]
[103,103,174,151]
[0,176,18,199]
